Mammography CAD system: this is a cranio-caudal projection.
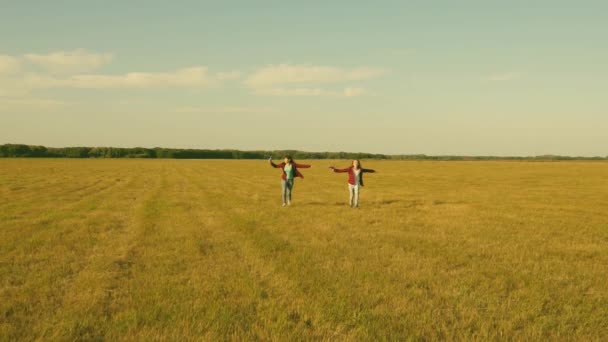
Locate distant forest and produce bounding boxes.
[1,144,606,161]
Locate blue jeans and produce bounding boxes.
[281,179,294,204]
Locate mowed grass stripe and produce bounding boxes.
[0,160,128,211]
[0,162,162,340]
[0,161,136,232]
[177,164,338,340]
[39,164,166,340]
[183,162,422,339]
[94,162,263,340]
[102,161,329,340]
[0,169,140,255]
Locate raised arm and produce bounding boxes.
[269,159,282,168]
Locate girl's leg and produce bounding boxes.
[286,179,293,204]
[353,185,360,208]
[349,184,355,207]
[281,180,287,205]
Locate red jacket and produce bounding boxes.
[271,161,311,180]
[333,165,375,186]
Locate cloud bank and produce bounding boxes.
[24,67,213,89]
[24,49,113,74]
[0,50,241,95]
[245,64,384,87]
[244,64,384,97]
[0,55,21,74]
[0,50,384,105]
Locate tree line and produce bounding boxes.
[0,144,387,160]
[1,144,606,161]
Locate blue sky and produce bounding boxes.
[1,1,607,156]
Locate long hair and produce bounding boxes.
[284,155,294,164]
[353,159,361,170]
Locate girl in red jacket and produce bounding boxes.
[329,160,375,208]
[269,155,311,206]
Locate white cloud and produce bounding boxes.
[343,87,366,97]
[251,86,368,98]
[244,64,384,97]
[0,55,21,74]
[253,87,334,97]
[24,49,113,74]
[488,72,523,82]
[245,64,385,88]
[215,70,241,81]
[4,50,377,99]
[175,106,274,114]
[23,66,213,89]
[1,50,242,109]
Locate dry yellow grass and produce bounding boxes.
[1,159,607,340]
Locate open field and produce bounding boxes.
[1,159,607,340]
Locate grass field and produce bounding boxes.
[1,159,607,340]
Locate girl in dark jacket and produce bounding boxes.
[269,155,311,206]
[329,160,375,208]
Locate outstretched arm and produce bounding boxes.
[329,166,349,173]
[362,168,376,173]
[295,163,311,168]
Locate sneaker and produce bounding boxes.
[282,203,286,207]
[287,200,291,206]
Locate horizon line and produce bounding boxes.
[1,142,607,160]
